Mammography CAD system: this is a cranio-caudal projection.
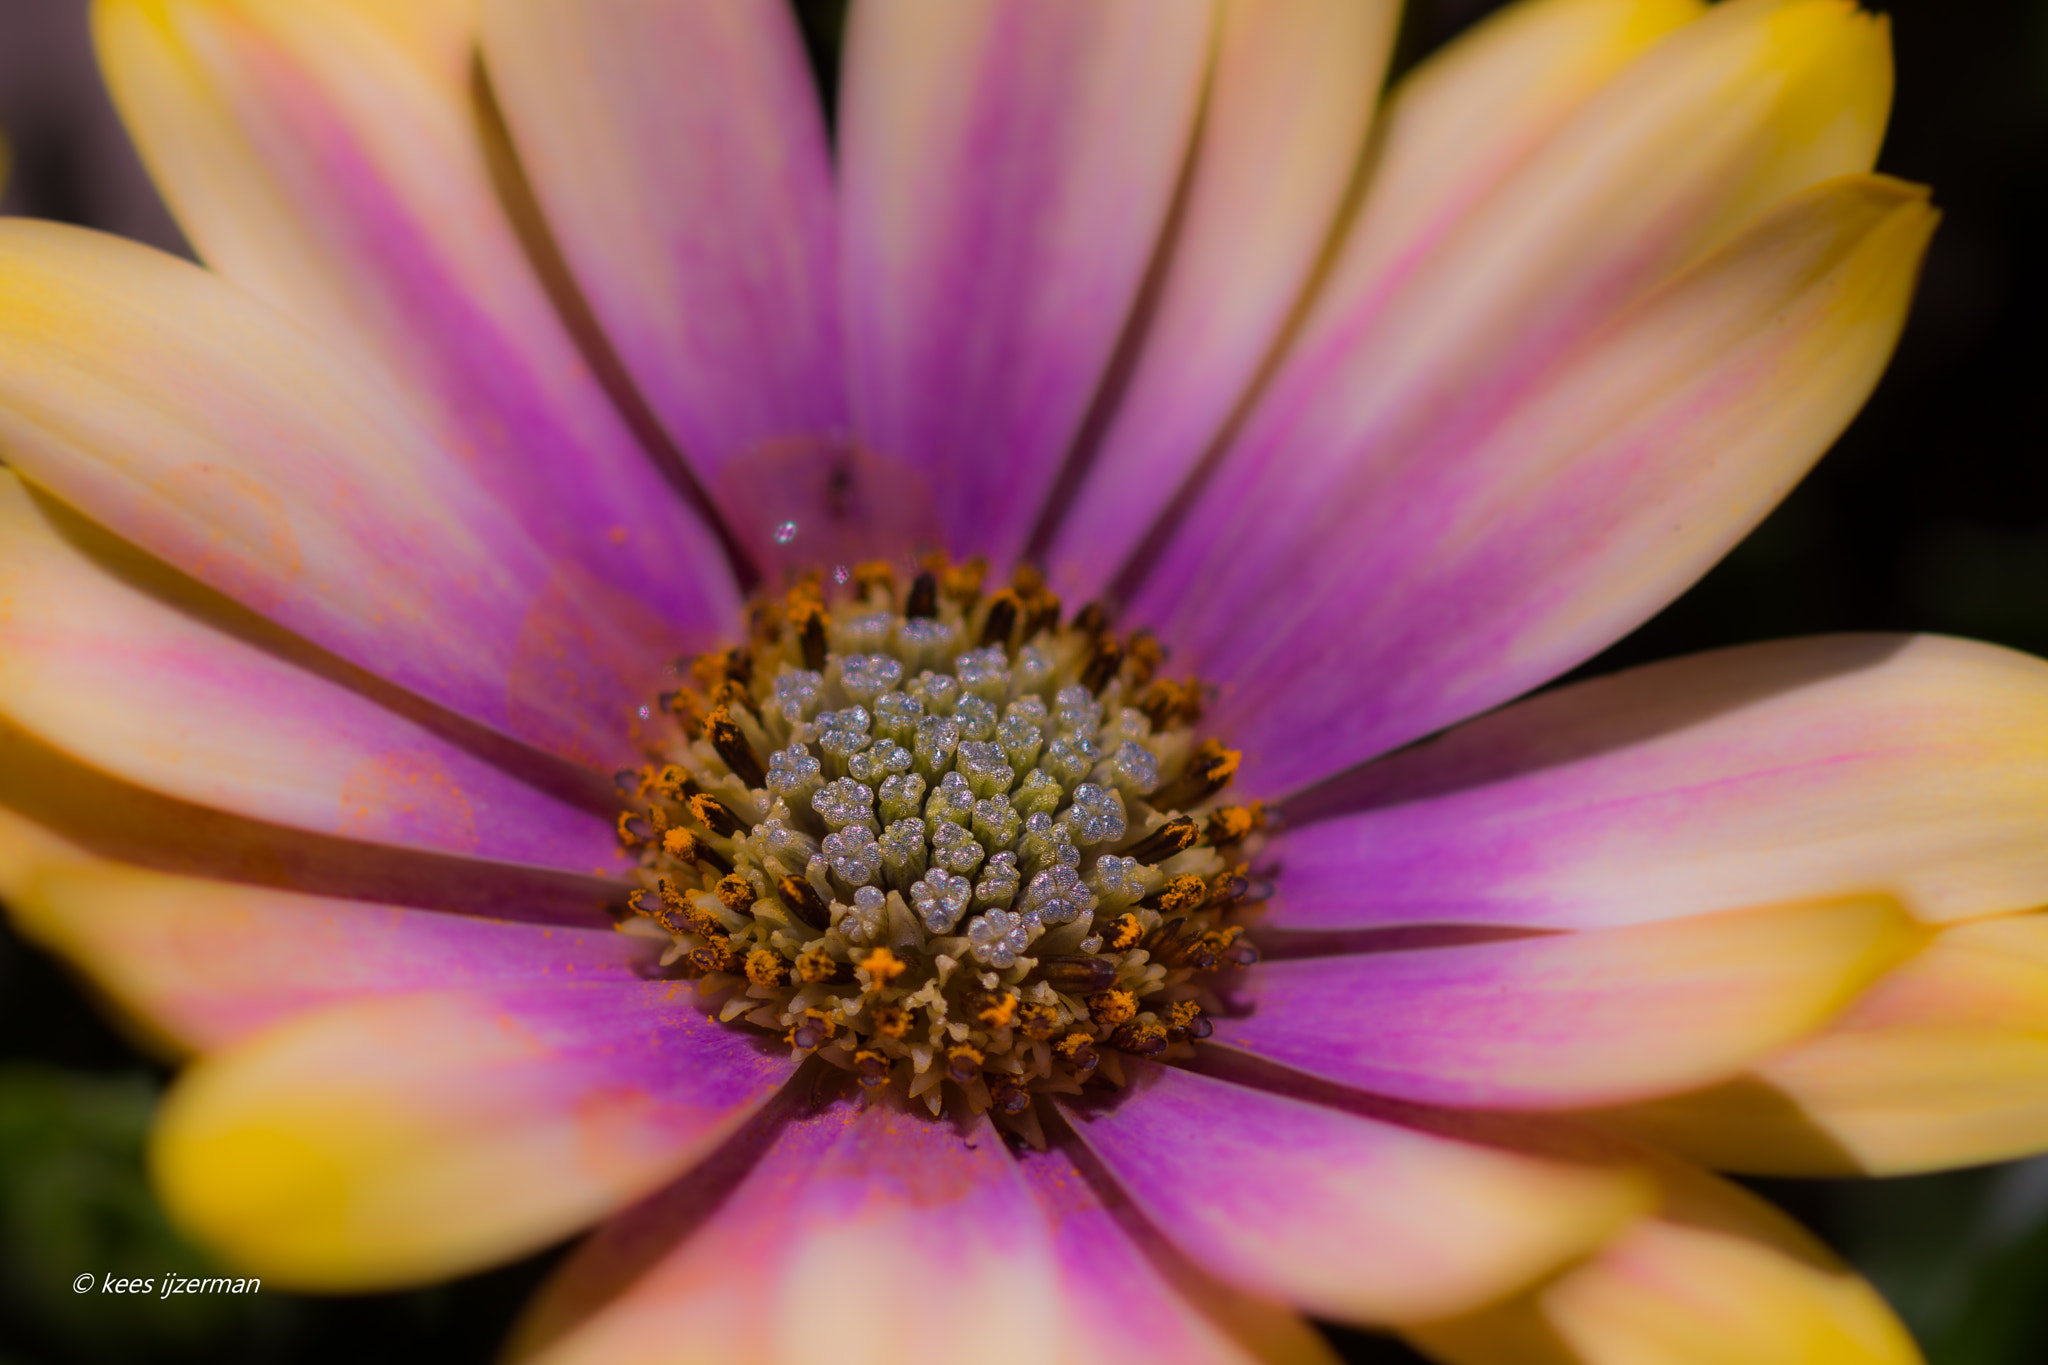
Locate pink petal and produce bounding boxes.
[96,0,739,638]
[1128,4,1905,797]
[508,1099,1064,1365]
[1216,897,1917,1109]
[837,0,1213,569]
[1056,1062,1646,1325]
[1014,1139,1338,1365]
[1045,0,1399,601]
[480,0,842,535]
[0,718,618,923]
[10,860,655,1053]
[1274,635,2048,932]
[0,471,618,873]
[0,221,667,767]
[153,984,798,1290]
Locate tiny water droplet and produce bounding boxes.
[637,705,652,720]
[833,563,852,584]
[774,520,799,545]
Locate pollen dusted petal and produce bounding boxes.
[505,1102,1064,1365]
[94,0,739,641]
[1130,1,1911,798]
[1047,0,1399,600]
[0,221,660,767]
[479,0,841,497]
[1275,635,2048,931]
[9,861,657,1055]
[1595,912,2048,1177]
[1214,898,1920,1110]
[0,471,620,873]
[151,984,798,1292]
[838,0,1214,569]
[1057,1064,1647,1326]
[1013,1141,1340,1365]
[1406,1152,1919,1365]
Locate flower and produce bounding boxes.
[0,0,2041,1361]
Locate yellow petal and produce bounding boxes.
[152,988,797,1290]
[1408,1153,1921,1365]
[1595,912,2048,1175]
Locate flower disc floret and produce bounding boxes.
[617,560,1264,1124]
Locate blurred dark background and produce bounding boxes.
[1,0,2045,1361]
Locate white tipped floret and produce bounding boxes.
[837,611,894,654]
[1086,854,1148,909]
[968,908,1038,968]
[844,884,888,944]
[773,669,825,722]
[1014,645,1056,696]
[873,690,924,743]
[972,794,1021,851]
[879,817,929,885]
[839,654,904,703]
[812,777,878,833]
[897,616,956,669]
[912,869,973,934]
[956,741,1015,799]
[849,738,913,784]
[996,714,1044,771]
[1018,811,1080,877]
[974,850,1021,910]
[1052,685,1103,738]
[877,772,927,824]
[925,771,976,826]
[1021,866,1095,926]
[1061,782,1128,846]
[1012,769,1063,816]
[910,670,963,715]
[1102,742,1160,798]
[930,820,987,876]
[954,693,999,741]
[754,816,819,865]
[913,714,962,777]
[954,646,1011,700]
[1042,736,1099,791]
[766,744,824,802]
[823,826,883,887]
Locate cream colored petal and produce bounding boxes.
[1047,0,1399,600]
[1595,912,2048,1176]
[1408,1154,1920,1365]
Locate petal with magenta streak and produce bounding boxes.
[0,469,619,873]
[1215,897,1918,1109]
[1057,1062,1646,1326]
[152,983,798,1291]
[1272,635,2048,932]
[95,0,738,638]
[838,0,1213,569]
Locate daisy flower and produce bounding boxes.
[0,1,2040,1362]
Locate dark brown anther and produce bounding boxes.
[1164,1001,1211,1043]
[1221,939,1261,968]
[616,812,654,846]
[1204,803,1264,849]
[990,1081,1032,1116]
[854,1048,892,1088]
[713,873,755,912]
[1149,741,1242,812]
[1079,638,1124,694]
[688,941,741,976]
[1206,870,1253,908]
[904,569,940,619]
[1017,1002,1061,1041]
[1136,678,1204,730]
[688,794,746,838]
[660,828,731,873]
[795,946,843,984]
[1105,913,1145,952]
[794,602,828,671]
[1148,875,1208,916]
[1039,955,1118,994]
[1022,591,1063,640]
[1071,602,1109,637]
[778,874,831,931]
[627,888,659,917]
[946,1045,985,1084]
[704,706,767,789]
[1111,1021,1171,1058]
[613,768,644,798]
[1054,1032,1100,1074]
[1125,816,1199,864]
[979,591,1020,648]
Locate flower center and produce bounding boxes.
[615,559,1265,1137]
